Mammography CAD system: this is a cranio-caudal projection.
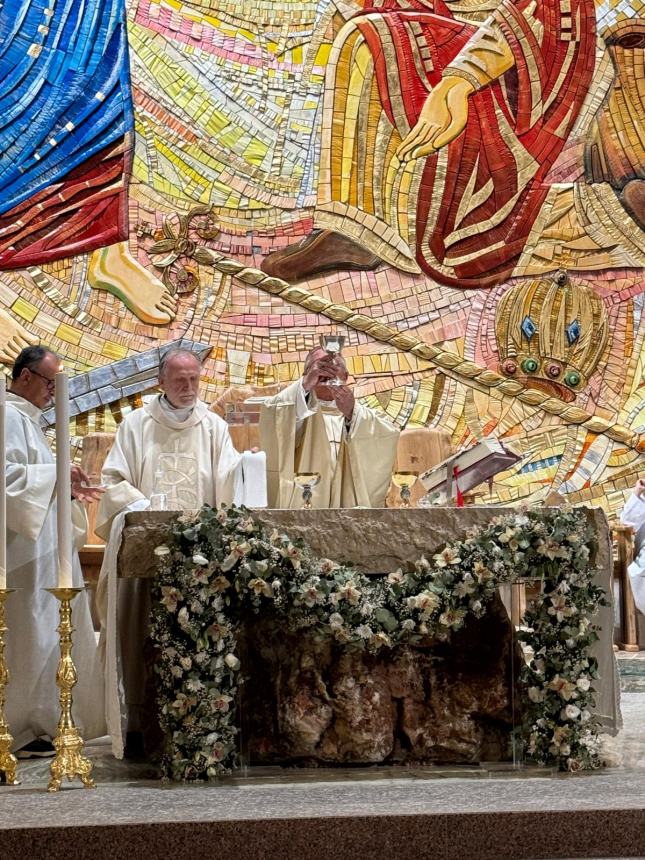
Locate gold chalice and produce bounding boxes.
[320,335,345,386]
[391,471,418,508]
[294,472,321,509]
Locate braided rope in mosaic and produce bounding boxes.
[202,251,645,453]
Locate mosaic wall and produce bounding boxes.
[1,0,644,517]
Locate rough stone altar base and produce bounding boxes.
[238,596,517,766]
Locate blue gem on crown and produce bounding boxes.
[565,319,581,345]
[521,316,536,340]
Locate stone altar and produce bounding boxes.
[116,507,618,765]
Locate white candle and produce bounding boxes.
[0,374,6,590]
[55,371,73,589]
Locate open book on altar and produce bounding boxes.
[419,438,521,502]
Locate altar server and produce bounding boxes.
[95,348,244,757]
[620,478,645,613]
[260,347,399,508]
[4,347,105,756]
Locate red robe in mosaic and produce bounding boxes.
[315,0,596,288]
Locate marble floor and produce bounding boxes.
[1,672,644,860]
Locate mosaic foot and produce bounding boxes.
[0,307,38,365]
[261,229,381,282]
[88,241,178,325]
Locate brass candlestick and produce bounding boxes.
[0,588,19,785]
[45,587,95,792]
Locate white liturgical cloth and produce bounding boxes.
[95,395,245,757]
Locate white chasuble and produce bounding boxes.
[260,381,399,509]
[621,493,645,614]
[95,396,241,535]
[4,393,105,750]
[95,396,242,757]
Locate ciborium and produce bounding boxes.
[391,471,418,508]
[0,588,18,785]
[45,587,95,792]
[319,335,346,386]
[294,472,321,509]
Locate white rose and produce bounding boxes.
[192,553,209,565]
[225,653,241,671]
[561,704,581,720]
[576,677,591,692]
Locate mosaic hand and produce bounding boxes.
[396,76,474,162]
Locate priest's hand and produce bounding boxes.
[303,355,338,393]
[635,478,645,498]
[70,464,105,503]
[333,385,355,421]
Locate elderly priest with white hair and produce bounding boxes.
[95,347,246,758]
[260,346,399,508]
[4,346,105,758]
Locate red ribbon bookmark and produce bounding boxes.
[453,465,464,507]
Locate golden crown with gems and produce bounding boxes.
[494,271,609,402]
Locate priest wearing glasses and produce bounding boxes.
[4,346,105,758]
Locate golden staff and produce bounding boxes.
[200,251,644,453]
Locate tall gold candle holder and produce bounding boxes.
[46,587,95,792]
[0,588,19,785]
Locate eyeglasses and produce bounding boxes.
[28,367,57,389]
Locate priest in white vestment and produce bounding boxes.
[620,478,645,615]
[95,348,243,757]
[260,347,399,508]
[4,347,105,756]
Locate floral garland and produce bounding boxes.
[149,505,606,781]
